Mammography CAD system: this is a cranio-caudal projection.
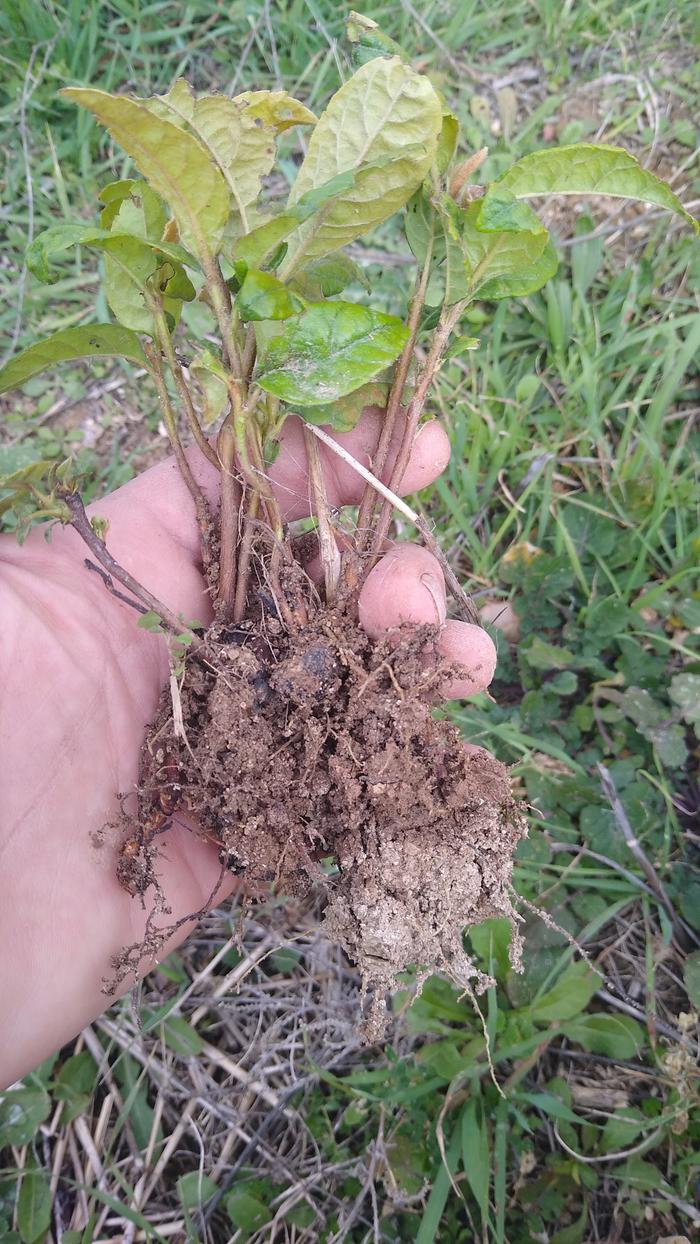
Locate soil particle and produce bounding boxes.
[117,603,527,1036]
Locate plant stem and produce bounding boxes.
[228,384,284,540]
[356,237,435,550]
[241,324,257,383]
[217,419,239,617]
[151,306,220,470]
[307,423,479,625]
[303,423,340,605]
[232,490,259,623]
[204,257,242,375]
[56,488,203,648]
[145,342,213,563]
[367,298,468,566]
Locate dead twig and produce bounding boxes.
[597,764,685,943]
[57,488,203,649]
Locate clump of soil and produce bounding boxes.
[116,570,527,1037]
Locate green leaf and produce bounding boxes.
[26,222,199,285]
[669,672,700,725]
[257,301,409,406]
[177,1172,218,1210]
[103,238,190,333]
[683,950,700,1008]
[151,80,276,230]
[233,88,316,133]
[476,186,547,235]
[550,1201,588,1244]
[284,57,442,265]
[0,1088,50,1147]
[530,961,598,1023]
[346,11,408,65]
[650,722,688,768]
[26,222,196,334]
[190,350,230,427]
[98,177,157,231]
[599,1106,646,1154]
[405,189,437,264]
[52,1051,97,1122]
[620,686,689,767]
[0,325,148,395]
[461,1098,490,1221]
[487,143,699,232]
[162,1016,204,1057]
[293,253,370,298]
[417,1040,467,1080]
[436,109,459,174]
[113,1053,157,1152]
[224,1191,272,1236]
[560,1013,645,1059]
[522,635,575,670]
[237,270,302,321]
[445,335,480,360]
[518,1090,586,1126]
[298,379,389,432]
[612,1156,667,1191]
[457,201,557,299]
[416,1125,461,1244]
[137,610,165,634]
[61,88,230,259]
[17,1162,51,1244]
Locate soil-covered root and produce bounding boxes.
[117,606,527,1035]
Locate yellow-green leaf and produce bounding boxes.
[283,57,442,267]
[233,88,316,133]
[190,349,230,428]
[61,88,230,259]
[101,178,167,240]
[103,235,187,332]
[153,80,277,230]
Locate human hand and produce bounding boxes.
[0,409,496,1086]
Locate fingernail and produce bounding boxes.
[420,573,446,624]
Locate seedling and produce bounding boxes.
[1,14,696,1034]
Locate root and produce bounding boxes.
[115,603,527,1040]
[106,852,228,993]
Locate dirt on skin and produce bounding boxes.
[115,566,527,1038]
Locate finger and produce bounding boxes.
[437,618,498,699]
[271,408,451,520]
[359,544,447,633]
[359,544,497,699]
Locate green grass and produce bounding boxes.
[1,1,699,1241]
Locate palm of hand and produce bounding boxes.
[0,411,495,1085]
